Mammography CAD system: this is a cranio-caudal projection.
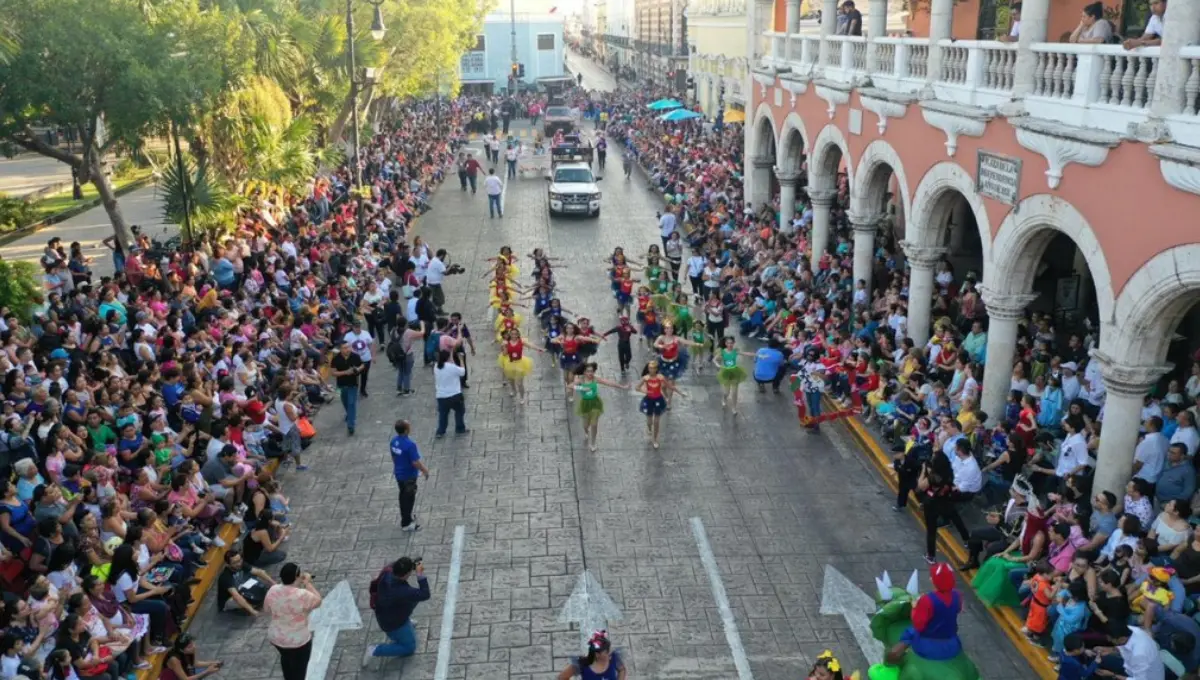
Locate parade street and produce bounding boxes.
[182,113,1032,679]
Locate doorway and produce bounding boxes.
[976,0,999,39]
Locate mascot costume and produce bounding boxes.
[867,566,980,680]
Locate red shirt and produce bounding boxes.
[505,341,524,361]
[644,376,664,399]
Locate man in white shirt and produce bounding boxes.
[1108,623,1165,680]
[433,355,469,438]
[950,439,984,496]
[342,318,376,398]
[1055,415,1095,478]
[425,249,453,311]
[1000,3,1021,42]
[1171,410,1200,456]
[488,135,501,165]
[1133,416,1168,484]
[484,169,504,219]
[1124,0,1166,50]
[658,207,678,250]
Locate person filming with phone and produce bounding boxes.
[364,556,430,663]
[264,562,323,680]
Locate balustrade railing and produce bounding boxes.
[754,29,1195,139]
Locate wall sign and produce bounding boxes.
[976,150,1021,206]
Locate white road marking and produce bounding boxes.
[306,580,363,680]
[819,564,885,666]
[690,517,755,680]
[433,526,466,680]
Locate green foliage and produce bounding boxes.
[0,260,42,322]
[160,155,241,239]
[0,194,37,232]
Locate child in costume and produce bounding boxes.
[571,362,629,453]
[1049,580,1090,661]
[714,336,754,415]
[901,562,965,662]
[1020,561,1056,640]
[600,316,636,373]
[635,360,686,450]
[497,328,543,404]
[807,650,846,680]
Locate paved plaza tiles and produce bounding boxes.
[182,124,1034,679]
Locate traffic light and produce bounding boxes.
[518,63,526,78]
[511,63,519,79]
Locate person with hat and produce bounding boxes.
[363,556,430,663]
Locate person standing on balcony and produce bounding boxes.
[1125,0,1166,49]
[1070,3,1115,44]
[1000,3,1021,42]
[838,1,862,37]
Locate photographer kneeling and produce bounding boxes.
[364,556,430,663]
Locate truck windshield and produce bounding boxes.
[554,168,593,183]
[546,107,571,117]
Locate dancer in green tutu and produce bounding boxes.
[713,336,756,415]
[572,362,629,452]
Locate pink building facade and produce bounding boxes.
[745,0,1200,495]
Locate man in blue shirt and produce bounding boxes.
[365,557,431,662]
[753,339,788,394]
[390,420,429,532]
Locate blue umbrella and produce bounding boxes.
[659,108,702,122]
[647,98,682,111]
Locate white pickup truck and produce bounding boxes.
[546,162,602,218]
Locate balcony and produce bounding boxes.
[756,31,1200,149]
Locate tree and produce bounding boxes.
[0,0,238,248]
[160,156,242,239]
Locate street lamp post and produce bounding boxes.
[346,0,387,244]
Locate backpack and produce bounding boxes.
[368,563,391,609]
[386,331,405,366]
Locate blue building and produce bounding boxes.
[458,14,571,94]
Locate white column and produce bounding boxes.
[900,242,945,346]
[749,156,774,209]
[1009,0,1049,99]
[776,169,800,230]
[978,288,1037,423]
[809,189,837,275]
[1147,1,1200,121]
[865,0,889,71]
[818,0,838,66]
[849,213,877,298]
[786,0,801,35]
[924,0,954,87]
[1091,351,1173,497]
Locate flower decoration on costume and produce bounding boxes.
[817,650,841,673]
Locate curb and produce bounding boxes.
[831,399,1057,680]
[135,458,280,680]
[0,175,155,248]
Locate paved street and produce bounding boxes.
[0,185,177,276]
[0,154,73,199]
[183,112,1032,680]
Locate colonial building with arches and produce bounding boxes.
[743,0,1200,495]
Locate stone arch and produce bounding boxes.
[776,112,809,175]
[808,123,853,194]
[986,194,1113,324]
[750,101,778,161]
[1108,244,1200,366]
[850,139,912,223]
[907,161,993,267]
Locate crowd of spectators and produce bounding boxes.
[602,82,1200,677]
[0,100,464,680]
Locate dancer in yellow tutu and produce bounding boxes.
[493,303,526,343]
[497,328,543,403]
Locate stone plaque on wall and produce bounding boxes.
[976,150,1021,205]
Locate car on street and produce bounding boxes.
[546,162,602,218]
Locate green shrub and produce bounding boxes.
[0,195,38,232]
[0,260,42,321]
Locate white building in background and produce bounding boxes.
[604,0,636,76]
[687,0,748,119]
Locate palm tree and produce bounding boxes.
[160,155,242,241]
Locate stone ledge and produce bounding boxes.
[1008,115,1123,148]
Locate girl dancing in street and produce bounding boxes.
[550,323,602,402]
[498,328,544,404]
[714,336,754,415]
[572,363,629,452]
[635,360,686,449]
